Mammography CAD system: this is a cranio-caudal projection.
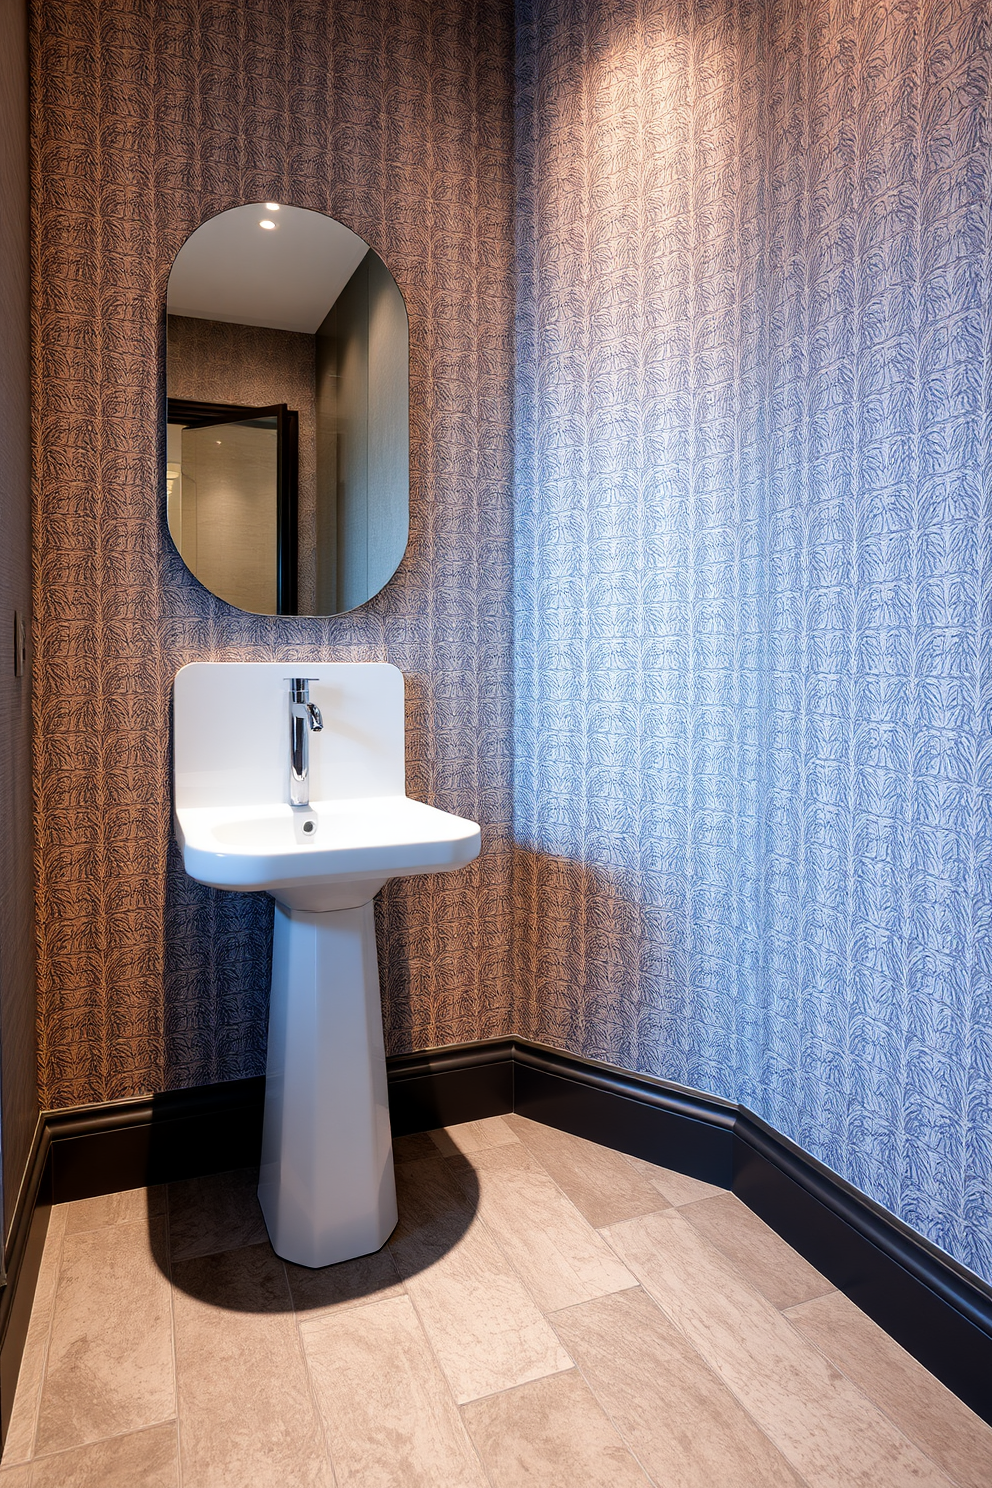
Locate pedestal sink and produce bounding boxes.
[173,662,480,1267]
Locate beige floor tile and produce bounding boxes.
[172,1242,331,1488]
[604,1209,954,1488]
[786,1289,992,1488]
[64,1187,166,1235]
[35,1216,174,1456]
[392,1132,440,1164]
[681,1193,832,1308]
[503,1115,673,1226]
[301,1294,488,1487]
[461,1368,651,1488]
[430,1116,519,1157]
[552,1287,803,1487]
[168,1167,267,1260]
[450,1142,636,1311]
[285,1244,405,1318]
[26,1422,178,1487]
[390,1157,571,1403]
[623,1153,727,1205]
[0,1467,32,1484]
[3,1205,68,1465]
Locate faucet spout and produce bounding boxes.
[285,678,322,807]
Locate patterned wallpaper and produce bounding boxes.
[31,0,515,1106]
[514,0,992,1281]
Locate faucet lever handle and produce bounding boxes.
[284,676,320,703]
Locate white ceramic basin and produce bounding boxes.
[173,660,481,911]
[176,795,480,911]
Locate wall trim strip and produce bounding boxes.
[2,1037,989,1438]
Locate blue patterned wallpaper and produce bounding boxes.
[514,0,992,1281]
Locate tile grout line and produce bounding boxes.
[425,1131,553,1330]
[615,1147,726,1210]
[594,1171,962,1483]
[773,1306,956,1488]
[601,1196,835,1311]
[541,1301,662,1488]
[375,1240,500,1487]
[457,1362,658,1487]
[429,1142,589,1364]
[673,1194,835,1311]
[570,1205,818,1487]
[10,1196,178,1474]
[424,1117,676,1473]
[509,1112,728,1218]
[437,1136,663,1488]
[440,1124,658,1311]
[22,1419,181,1467]
[550,1282,811,1488]
[287,1252,343,1487]
[403,1296,500,1488]
[21,1134,985,1487]
[512,1135,682,1230]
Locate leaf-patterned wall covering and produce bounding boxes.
[515,0,992,1281]
[31,0,515,1105]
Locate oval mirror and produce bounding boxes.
[165,203,409,616]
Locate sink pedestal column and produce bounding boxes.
[258,899,398,1268]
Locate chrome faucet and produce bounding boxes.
[285,678,323,807]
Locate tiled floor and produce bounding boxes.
[1,1115,989,1486]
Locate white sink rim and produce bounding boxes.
[175,793,481,897]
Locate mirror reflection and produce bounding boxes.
[166,203,409,616]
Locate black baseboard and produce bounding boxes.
[388,1040,514,1136]
[44,1077,266,1203]
[2,1037,990,1436]
[512,1041,736,1187]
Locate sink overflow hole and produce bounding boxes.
[303,820,316,834]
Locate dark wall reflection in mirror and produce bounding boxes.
[165,204,409,616]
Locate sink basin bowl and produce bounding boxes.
[176,794,481,911]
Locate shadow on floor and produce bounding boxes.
[152,1152,480,1313]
